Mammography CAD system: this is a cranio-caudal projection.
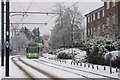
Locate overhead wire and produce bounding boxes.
[38,1,80,30]
[34,2,64,12]
[23,2,65,25]
[47,1,80,28]
[16,0,33,28]
[38,1,80,33]
[11,1,79,29]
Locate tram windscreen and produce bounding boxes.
[28,47,38,53]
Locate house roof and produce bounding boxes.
[85,6,104,17]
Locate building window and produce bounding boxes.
[107,17,110,26]
[102,24,105,31]
[88,17,90,23]
[91,15,93,22]
[88,29,90,35]
[106,2,110,9]
[97,12,100,19]
[112,0,115,7]
[93,14,95,20]
[91,28,93,35]
[112,15,116,24]
[93,27,95,34]
[98,26,100,32]
[102,10,104,17]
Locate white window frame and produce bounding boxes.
[106,17,110,26]
[91,15,93,22]
[107,2,110,9]
[88,17,90,23]
[112,0,115,7]
[93,14,95,20]
[112,15,116,24]
[88,29,90,35]
[102,24,105,31]
[91,28,93,35]
[102,10,104,17]
[93,27,95,34]
[97,12,100,19]
[98,26,100,32]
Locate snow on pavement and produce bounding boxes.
[42,53,119,79]
[0,54,120,79]
[35,59,106,78]
[20,56,84,78]
[0,56,26,79]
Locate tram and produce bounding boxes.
[26,42,39,59]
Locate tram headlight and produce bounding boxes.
[28,54,31,56]
[35,54,38,55]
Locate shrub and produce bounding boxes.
[84,37,118,65]
[111,57,120,68]
[57,53,72,59]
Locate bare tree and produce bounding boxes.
[49,3,85,49]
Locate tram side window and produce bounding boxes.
[26,48,28,53]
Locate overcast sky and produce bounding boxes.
[0,0,104,39]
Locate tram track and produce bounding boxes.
[32,60,93,80]
[32,59,104,80]
[11,56,64,80]
[11,57,34,80]
[33,59,118,80]
[11,56,119,80]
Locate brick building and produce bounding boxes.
[85,1,120,40]
[42,35,49,53]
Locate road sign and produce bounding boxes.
[107,53,112,60]
[5,41,10,48]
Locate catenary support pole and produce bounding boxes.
[5,0,10,77]
[1,0,4,66]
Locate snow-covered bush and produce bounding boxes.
[52,48,66,54]
[57,48,82,55]
[104,51,119,60]
[104,50,120,68]
[55,48,87,61]
[84,37,118,64]
[57,53,72,59]
[74,51,87,62]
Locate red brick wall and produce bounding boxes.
[118,2,120,39]
[86,7,105,38]
[86,2,120,39]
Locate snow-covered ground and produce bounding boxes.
[0,53,119,79]
[42,53,120,79]
[0,55,26,79]
[20,56,84,78]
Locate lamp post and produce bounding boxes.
[5,0,10,77]
[107,52,112,74]
[1,0,4,66]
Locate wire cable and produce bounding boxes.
[16,0,33,27]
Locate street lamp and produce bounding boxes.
[1,0,5,67]
[107,52,112,74]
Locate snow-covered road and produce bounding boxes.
[0,55,119,80]
[0,56,26,79]
[19,56,84,78]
